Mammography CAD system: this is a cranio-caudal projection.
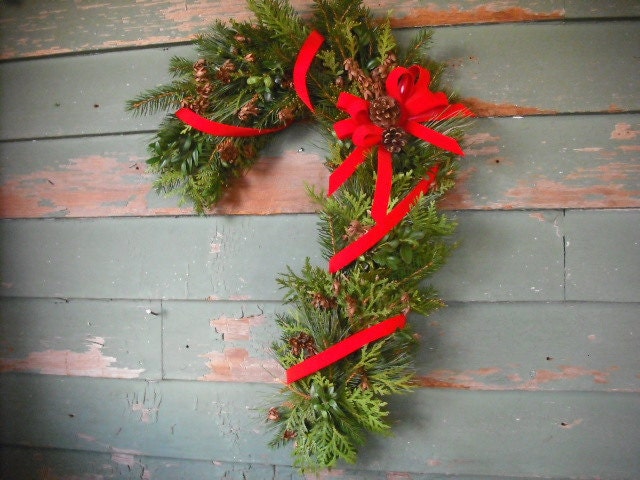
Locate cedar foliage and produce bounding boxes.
[127,0,470,471]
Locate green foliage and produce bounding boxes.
[129,0,471,471]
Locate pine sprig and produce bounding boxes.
[129,0,472,471]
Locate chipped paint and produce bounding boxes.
[419,365,622,391]
[0,154,189,218]
[560,418,583,429]
[390,4,564,27]
[523,366,616,387]
[503,177,640,209]
[199,347,284,383]
[0,1,567,60]
[610,123,639,140]
[462,97,558,117]
[0,336,144,378]
[211,314,266,341]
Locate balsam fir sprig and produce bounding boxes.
[128,0,472,472]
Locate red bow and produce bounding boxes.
[328,65,473,272]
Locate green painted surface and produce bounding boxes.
[1,114,637,217]
[0,212,564,302]
[2,22,639,141]
[565,209,640,302]
[0,4,638,478]
[1,374,638,478]
[429,210,564,301]
[0,446,582,480]
[0,297,162,380]
[416,302,640,392]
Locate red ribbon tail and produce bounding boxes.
[293,30,325,112]
[329,166,439,273]
[371,148,393,223]
[286,314,407,383]
[405,120,464,156]
[175,108,288,137]
[328,146,370,196]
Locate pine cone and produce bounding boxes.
[216,59,236,84]
[238,95,260,121]
[382,126,408,153]
[369,95,401,128]
[216,138,240,163]
[311,292,335,310]
[345,295,358,318]
[277,106,296,125]
[267,407,281,421]
[289,332,318,356]
[343,220,370,242]
[372,53,398,83]
[344,58,376,100]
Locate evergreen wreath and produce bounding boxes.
[128,0,472,472]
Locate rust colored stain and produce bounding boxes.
[210,314,266,341]
[565,162,640,183]
[390,4,564,27]
[503,177,640,209]
[209,150,327,215]
[199,347,284,383]
[0,154,189,218]
[419,365,621,391]
[0,336,144,378]
[438,166,477,210]
[611,123,639,140]
[418,367,503,390]
[523,366,616,388]
[461,97,558,117]
[386,473,413,480]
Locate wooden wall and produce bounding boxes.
[1,1,639,478]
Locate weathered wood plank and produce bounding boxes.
[422,21,640,117]
[0,446,286,480]
[416,302,640,393]
[1,374,638,478]
[2,115,637,218]
[1,22,638,142]
[429,210,564,301]
[0,211,564,302]
[160,299,640,392]
[0,0,571,60]
[0,445,582,480]
[4,1,638,61]
[0,297,162,380]
[565,209,640,302]
[564,0,640,18]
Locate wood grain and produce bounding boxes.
[1,23,638,142]
[0,0,570,60]
[0,211,565,302]
[1,115,638,218]
[1,374,638,478]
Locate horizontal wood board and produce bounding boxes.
[1,114,638,218]
[1,374,639,478]
[1,22,639,143]
[2,445,579,480]
[2,297,637,393]
[1,211,568,302]
[1,3,639,479]
[8,0,640,60]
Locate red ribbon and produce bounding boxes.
[327,65,472,273]
[286,313,406,384]
[170,31,470,384]
[175,30,325,136]
[175,107,288,136]
[293,30,325,112]
[329,165,439,273]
